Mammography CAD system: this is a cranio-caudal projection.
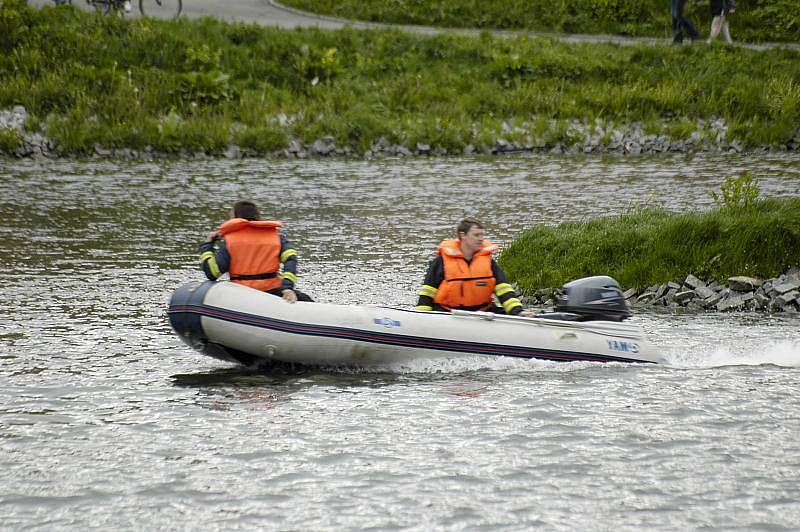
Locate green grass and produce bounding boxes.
[281,0,800,43]
[1,0,799,156]
[0,126,22,153]
[499,198,800,293]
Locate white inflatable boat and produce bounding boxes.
[168,276,665,367]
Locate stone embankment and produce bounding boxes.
[2,106,800,159]
[527,268,800,314]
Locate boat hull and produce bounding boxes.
[168,281,665,367]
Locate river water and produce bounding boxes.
[2,153,799,530]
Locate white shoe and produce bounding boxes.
[123,1,131,12]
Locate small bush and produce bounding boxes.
[233,125,288,153]
[712,172,761,212]
[0,127,22,154]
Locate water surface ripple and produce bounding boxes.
[1,153,799,530]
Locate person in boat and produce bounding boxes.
[415,218,533,316]
[199,200,313,303]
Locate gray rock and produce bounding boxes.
[773,279,800,294]
[776,290,799,306]
[694,286,715,299]
[702,291,725,308]
[754,292,770,309]
[310,136,335,156]
[223,145,241,159]
[395,145,412,157]
[684,274,705,289]
[415,142,431,154]
[675,290,696,304]
[492,139,510,153]
[654,284,668,299]
[287,139,303,154]
[0,105,27,130]
[625,142,641,155]
[622,288,638,300]
[716,292,754,312]
[686,300,704,311]
[373,137,392,152]
[93,143,112,156]
[637,292,657,304]
[667,281,681,290]
[728,276,763,292]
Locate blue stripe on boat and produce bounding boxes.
[168,303,653,364]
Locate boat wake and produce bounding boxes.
[328,355,618,375]
[666,339,800,368]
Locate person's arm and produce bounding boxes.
[278,234,299,302]
[416,255,444,310]
[198,233,230,281]
[492,260,524,315]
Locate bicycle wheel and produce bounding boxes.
[138,0,182,19]
[89,0,113,15]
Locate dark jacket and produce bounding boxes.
[710,0,735,16]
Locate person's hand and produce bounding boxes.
[281,289,298,303]
[206,230,221,243]
[518,310,538,317]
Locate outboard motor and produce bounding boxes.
[554,275,631,322]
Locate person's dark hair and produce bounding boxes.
[233,200,260,221]
[457,218,484,237]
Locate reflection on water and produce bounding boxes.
[1,153,799,530]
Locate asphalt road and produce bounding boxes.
[22,0,672,45]
[28,0,338,27]
[26,0,799,50]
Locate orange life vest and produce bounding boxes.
[219,218,283,291]
[433,239,498,310]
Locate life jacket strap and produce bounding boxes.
[438,302,493,312]
[230,271,279,281]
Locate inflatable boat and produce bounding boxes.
[168,276,665,368]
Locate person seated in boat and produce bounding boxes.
[415,218,533,316]
[199,200,313,303]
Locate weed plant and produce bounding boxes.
[282,0,800,43]
[1,0,799,155]
[500,191,800,293]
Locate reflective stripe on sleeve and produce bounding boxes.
[282,271,297,284]
[494,283,514,297]
[418,284,438,298]
[200,251,221,279]
[280,249,297,263]
[415,305,433,311]
[502,297,523,313]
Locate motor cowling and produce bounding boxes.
[555,275,631,322]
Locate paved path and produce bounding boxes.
[29,0,799,50]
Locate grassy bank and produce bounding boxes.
[1,0,800,156]
[282,0,800,43]
[499,187,800,294]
